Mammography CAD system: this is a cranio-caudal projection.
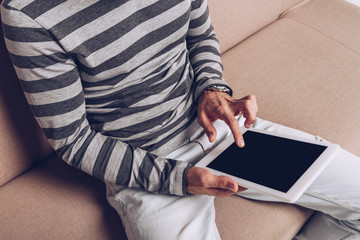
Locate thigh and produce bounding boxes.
[106,185,220,240]
[105,129,221,240]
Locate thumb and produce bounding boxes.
[211,175,239,192]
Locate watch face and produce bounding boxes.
[207,85,231,93]
[214,86,226,90]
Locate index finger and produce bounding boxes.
[223,112,244,148]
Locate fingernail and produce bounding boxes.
[208,133,214,142]
[227,184,235,192]
[239,139,245,147]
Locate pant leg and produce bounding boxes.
[106,185,219,240]
[237,118,360,240]
[293,212,359,240]
[106,117,360,240]
[104,119,236,240]
[106,140,221,240]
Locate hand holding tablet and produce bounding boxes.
[195,128,340,202]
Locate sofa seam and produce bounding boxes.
[221,4,360,59]
[281,17,360,57]
[0,151,56,188]
[220,18,278,56]
[279,0,312,18]
[220,0,308,56]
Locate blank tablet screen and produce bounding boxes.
[207,131,327,193]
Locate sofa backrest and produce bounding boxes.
[208,0,305,53]
[0,23,53,187]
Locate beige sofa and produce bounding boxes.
[1,0,359,239]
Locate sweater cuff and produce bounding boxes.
[170,161,193,196]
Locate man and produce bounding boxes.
[2,0,360,239]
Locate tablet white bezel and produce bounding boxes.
[195,127,340,203]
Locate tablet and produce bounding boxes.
[195,128,340,202]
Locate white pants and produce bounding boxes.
[106,118,360,240]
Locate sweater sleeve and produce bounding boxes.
[1,5,191,196]
[187,0,232,100]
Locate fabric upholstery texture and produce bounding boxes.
[208,0,304,53]
[283,0,360,54]
[215,196,312,240]
[0,155,126,240]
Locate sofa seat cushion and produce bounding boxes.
[215,196,312,240]
[222,16,360,156]
[0,155,126,240]
[0,154,313,240]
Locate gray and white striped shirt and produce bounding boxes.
[1,0,230,196]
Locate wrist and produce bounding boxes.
[204,85,232,96]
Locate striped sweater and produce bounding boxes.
[1,0,230,196]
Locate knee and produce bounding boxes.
[116,193,218,240]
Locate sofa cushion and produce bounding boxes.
[208,0,304,53]
[0,154,313,240]
[0,155,126,240]
[283,0,360,54]
[215,196,312,240]
[222,16,360,156]
[0,22,53,187]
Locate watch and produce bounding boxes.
[205,85,232,95]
